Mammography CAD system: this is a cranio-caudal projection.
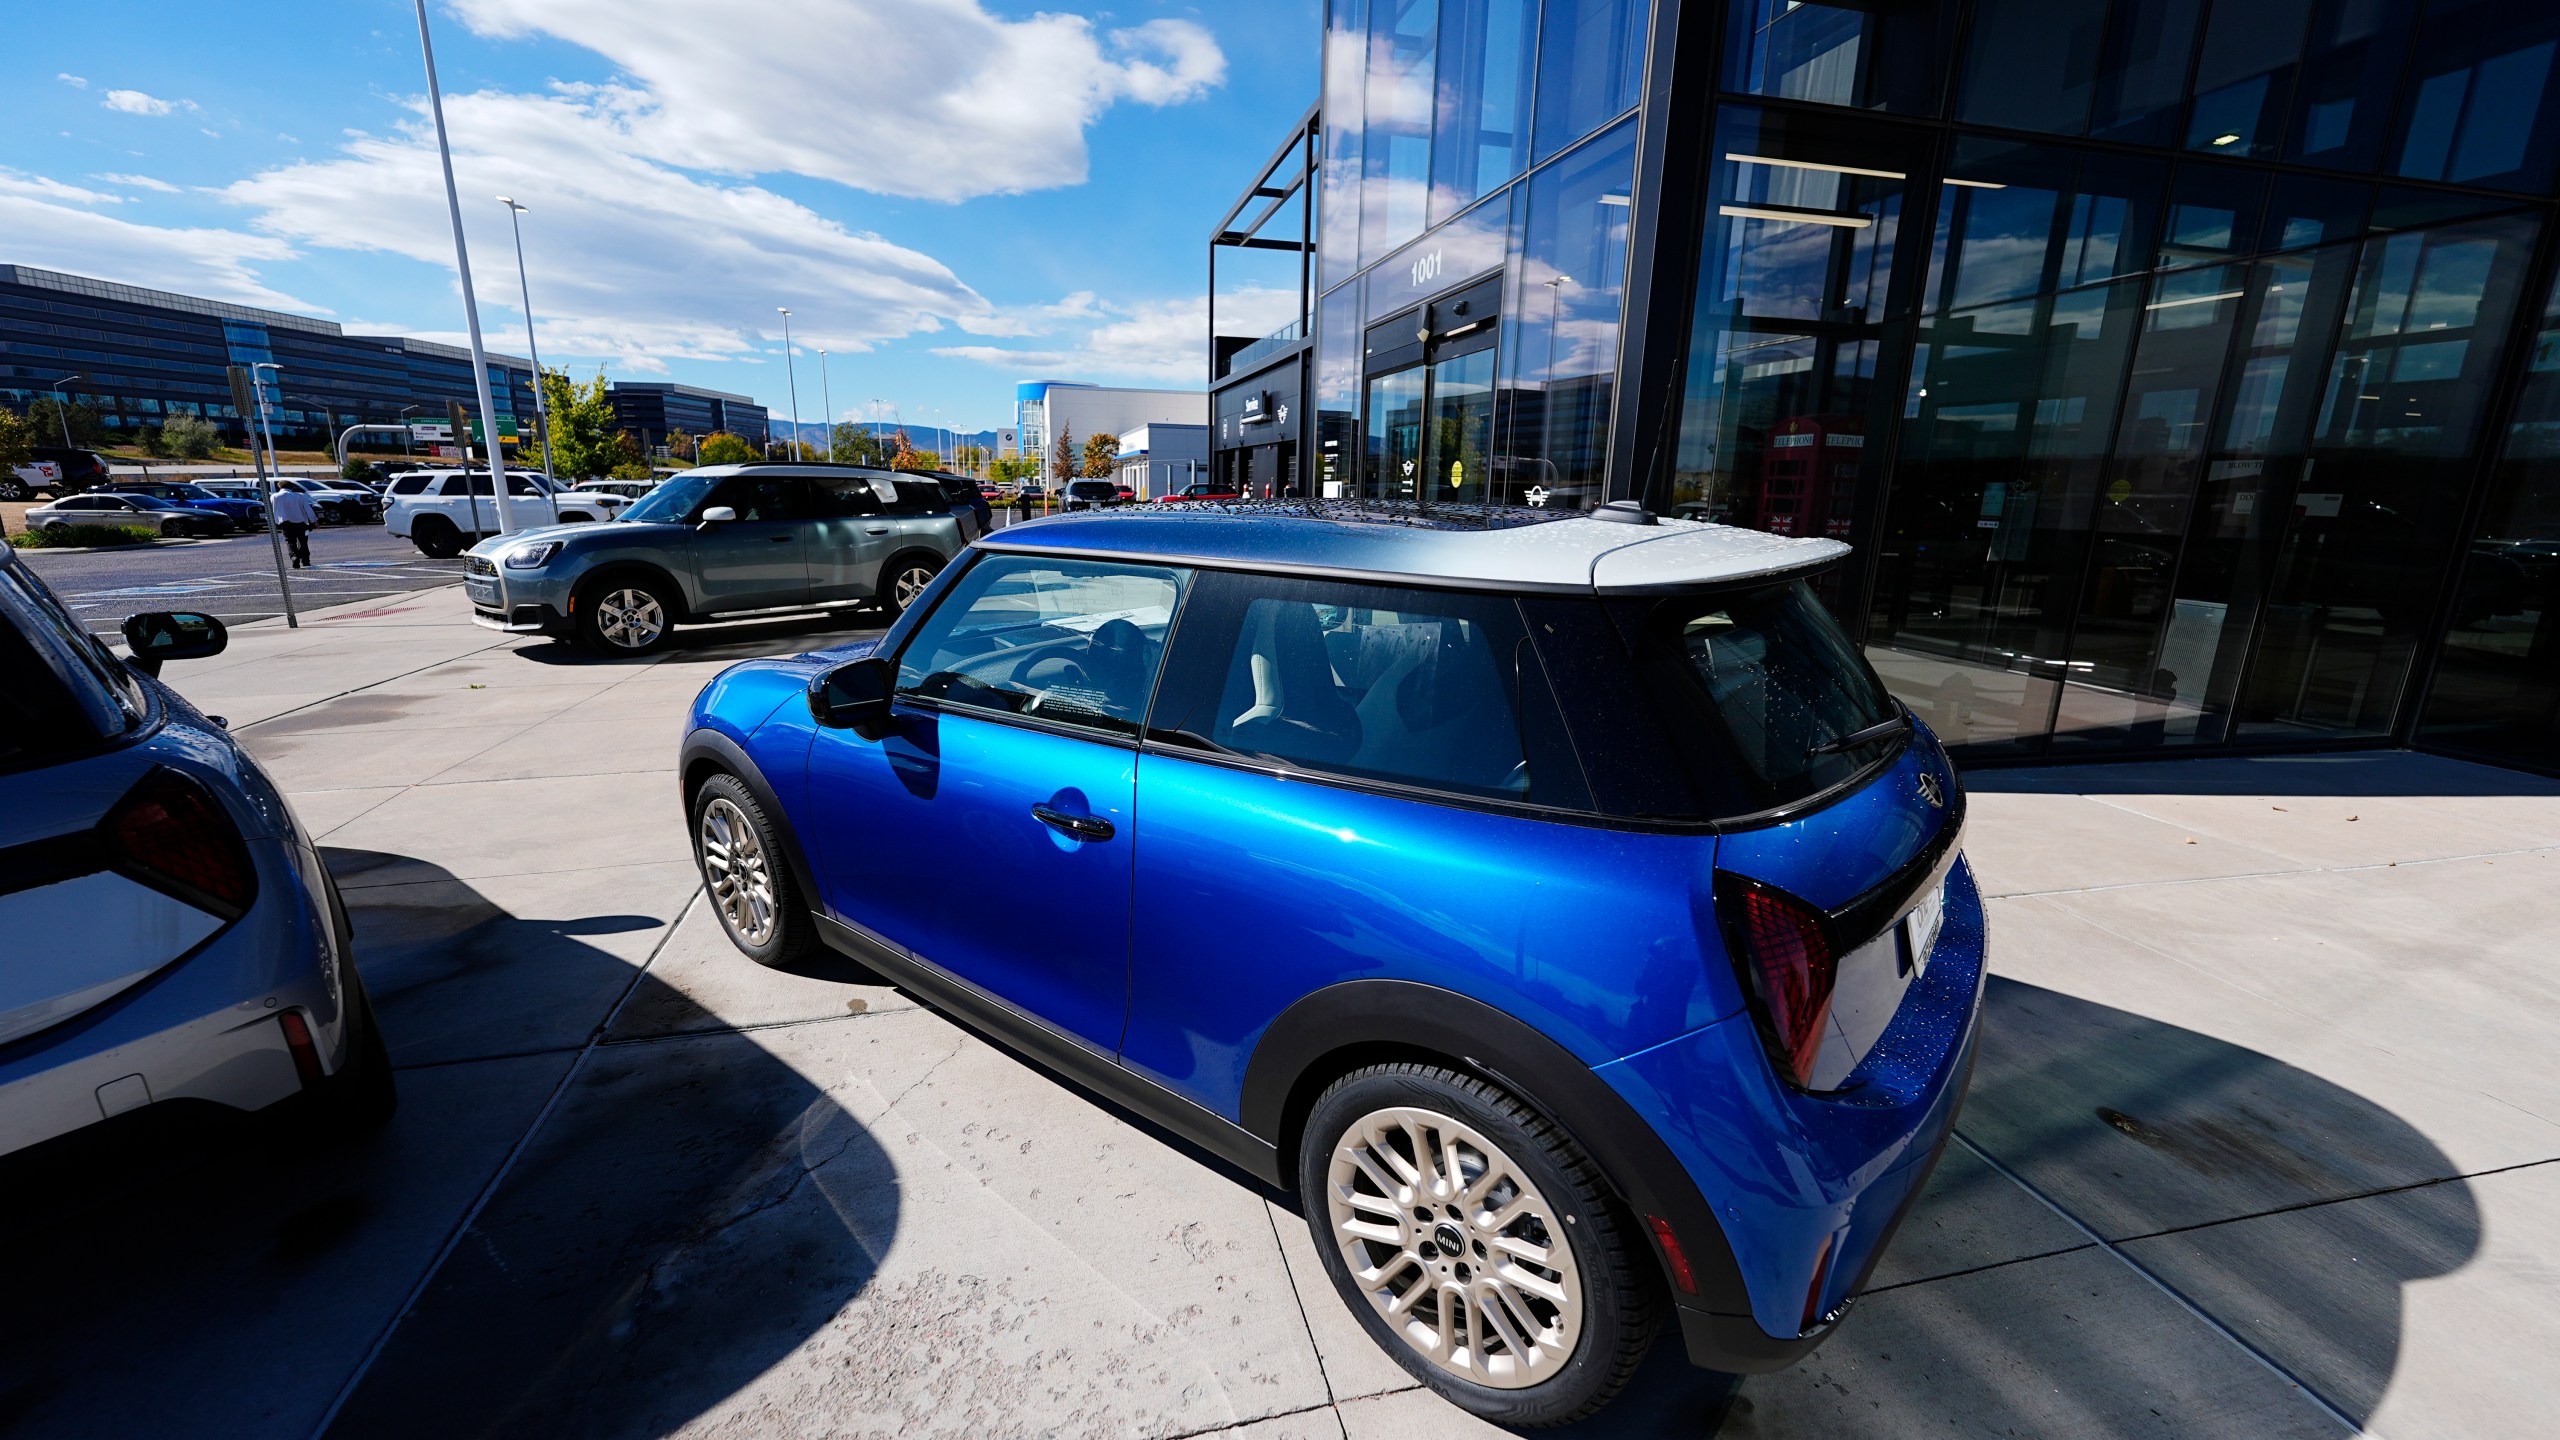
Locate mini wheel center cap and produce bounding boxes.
[1432,1222,1465,1255]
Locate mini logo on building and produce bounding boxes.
[1915,772,1946,808]
[1242,391,1275,426]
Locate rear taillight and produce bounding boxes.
[278,1010,325,1088]
[1715,874,1838,1089]
[107,768,257,919]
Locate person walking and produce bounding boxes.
[271,483,318,568]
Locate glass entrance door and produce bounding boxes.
[1365,365,1426,503]
[1363,326,1501,510]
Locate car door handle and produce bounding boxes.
[1030,805,1115,842]
[768,533,794,543]
[866,527,890,535]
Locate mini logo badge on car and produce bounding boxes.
[1916,772,1946,809]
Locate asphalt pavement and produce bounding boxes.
[16,522,462,633]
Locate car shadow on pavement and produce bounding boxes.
[505,611,887,669]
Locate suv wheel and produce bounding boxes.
[691,773,817,966]
[0,476,26,502]
[879,554,942,620]
[411,515,463,559]
[578,577,677,655]
[1298,1063,1661,1428]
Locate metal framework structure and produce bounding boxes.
[1208,103,1320,384]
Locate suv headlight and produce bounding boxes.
[504,540,564,569]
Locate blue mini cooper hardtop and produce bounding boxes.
[678,500,1983,1426]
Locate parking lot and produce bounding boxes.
[6,581,2556,1440]
[11,514,463,631]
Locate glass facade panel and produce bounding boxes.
[2184,0,2317,159]
[1721,0,1956,116]
[1316,284,1364,499]
[1430,0,1537,225]
[1500,118,1639,510]
[2390,0,2560,193]
[1320,0,1371,292]
[1530,0,1647,164]
[1363,0,1441,263]
[2282,0,2421,174]
[2234,210,2543,740]
[2422,273,2560,765]
[1953,0,2113,137]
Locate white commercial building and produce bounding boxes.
[1016,381,1206,482]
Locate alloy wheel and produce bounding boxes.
[892,564,935,611]
[1324,1105,1583,1389]
[595,587,666,650]
[698,797,777,946]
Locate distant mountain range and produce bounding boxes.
[768,419,1001,456]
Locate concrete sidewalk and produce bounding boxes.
[10,582,2556,1439]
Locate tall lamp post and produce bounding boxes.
[412,0,513,536]
[777,307,802,460]
[398,404,420,461]
[45,373,85,449]
[495,196,556,486]
[818,348,834,461]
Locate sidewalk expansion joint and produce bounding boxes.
[1954,1131,2367,1437]
[593,1006,902,1048]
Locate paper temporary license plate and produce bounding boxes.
[1904,880,1947,978]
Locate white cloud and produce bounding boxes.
[93,172,181,194]
[1,170,122,206]
[57,73,88,89]
[222,90,992,370]
[444,0,1225,200]
[0,185,317,313]
[103,89,182,116]
[936,286,1297,386]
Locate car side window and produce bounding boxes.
[391,477,431,495]
[1149,573,1592,810]
[812,475,892,517]
[701,475,813,522]
[895,555,1190,739]
[890,480,950,517]
[506,475,544,496]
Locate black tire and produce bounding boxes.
[876,552,943,621]
[411,516,463,559]
[0,476,27,502]
[576,573,679,655]
[316,967,399,1135]
[1297,1063,1662,1429]
[689,772,818,967]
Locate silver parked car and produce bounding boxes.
[0,548,394,1160]
[24,493,236,538]
[462,463,973,655]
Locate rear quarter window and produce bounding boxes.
[391,476,432,495]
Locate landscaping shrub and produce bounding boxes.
[8,523,161,549]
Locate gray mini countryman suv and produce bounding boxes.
[463,464,973,655]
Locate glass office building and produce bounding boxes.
[1215,0,2560,773]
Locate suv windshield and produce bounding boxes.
[1633,579,1902,816]
[618,473,718,523]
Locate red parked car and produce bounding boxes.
[1155,481,1243,503]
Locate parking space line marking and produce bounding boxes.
[1953,1132,2368,1436]
[307,885,706,1440]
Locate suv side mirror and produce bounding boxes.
[697,505,737,530]
[122,611,228,678]
[808,655,895,733]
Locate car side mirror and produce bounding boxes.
[808,655,895,734]
[696,505,737,530]
[122,610,228,678]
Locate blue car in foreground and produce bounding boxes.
[678,501,1981,1426]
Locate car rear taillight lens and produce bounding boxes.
[108,768,257,919]
[1715,874,1839,1089]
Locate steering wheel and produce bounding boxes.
[1016,655,1090,713]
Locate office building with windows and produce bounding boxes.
[2,265,541,449]
[608,382,769,453]
[1210,0,2560,774]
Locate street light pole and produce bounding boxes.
[496,197,557,487]
[412,0,514,537]
[819,349,834,462]
[776,308,802,460]
[398,404,420,461]
[46,373,85,449]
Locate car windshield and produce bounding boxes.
[1632,579,1902,816]
[619,472,717,523]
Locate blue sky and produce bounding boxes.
[3,0,1318,436]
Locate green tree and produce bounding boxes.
[664,428,696,462]
[831,423,894,467]
[698,431,757,465]
[161,412,221,460]
[538,369,625,478]
[1081,431,1120,479]
[1051,421,1075,486]
[989,454,1038,485]
[25,398,107,449]
[0,409,34,476]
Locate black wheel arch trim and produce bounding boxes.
[576,560,695,624]
[1240,977,1834,1372]
[678,729,824,918]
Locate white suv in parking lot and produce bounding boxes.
[384,470,623,558]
